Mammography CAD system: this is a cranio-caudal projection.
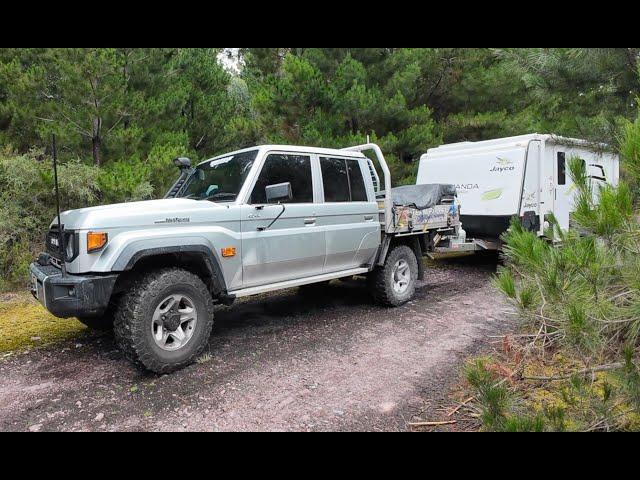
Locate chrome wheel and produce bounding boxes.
[392,259,410,295]
[151,294,198,352]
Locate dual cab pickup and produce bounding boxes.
[30,143,461,373]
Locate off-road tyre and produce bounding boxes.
[114,268,214,374]
[368,245,418,307]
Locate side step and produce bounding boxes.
[228,267,370,298]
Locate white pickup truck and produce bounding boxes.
[30,144,462,373]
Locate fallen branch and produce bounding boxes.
[447,397,475,417]
[408,420,457,427]
[523,363,625,381]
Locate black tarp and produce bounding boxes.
[376,184,456,210]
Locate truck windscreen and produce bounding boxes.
[180,149,258,202]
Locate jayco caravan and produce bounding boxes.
[417,134,620,240]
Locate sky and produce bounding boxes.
[217,48,242,74]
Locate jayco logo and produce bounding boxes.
[490,157,515,173]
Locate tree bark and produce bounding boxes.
[92,117,102,166]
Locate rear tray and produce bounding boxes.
[376,184,458,234]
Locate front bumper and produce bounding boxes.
[29,261,118,319]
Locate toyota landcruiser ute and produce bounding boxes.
[30,144,462,373]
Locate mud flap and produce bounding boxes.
[411,237,425,281]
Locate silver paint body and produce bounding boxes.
[54,145,380,293]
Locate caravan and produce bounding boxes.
[417,134,620,240]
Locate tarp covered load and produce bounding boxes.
[377,184,457,210]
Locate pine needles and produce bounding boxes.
[465,125,640,431]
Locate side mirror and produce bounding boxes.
[265,182,292,203]
[173,157,191,170]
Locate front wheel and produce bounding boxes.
[368,244,418,307]
[114,268,214,374]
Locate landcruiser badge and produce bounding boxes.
[154,217,191,224]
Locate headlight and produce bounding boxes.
[65,239,75,259]
[87,231,108,253]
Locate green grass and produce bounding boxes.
[0,292,87,353]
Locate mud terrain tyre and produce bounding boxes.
[114,268,214,374]
[369,245,418,307]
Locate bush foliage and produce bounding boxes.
[1,48,640,289]
[470,110,640,431]
[0,149,162,289]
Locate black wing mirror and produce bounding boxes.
[265,182,292,203]
[173,157,192,171]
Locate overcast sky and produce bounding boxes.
[218,48,241,74]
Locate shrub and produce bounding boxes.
[0,149,102,288]
[478,123,640,430]
[97,158,154,204]
[0,148,161,290]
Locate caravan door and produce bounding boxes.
[553,148,572,231]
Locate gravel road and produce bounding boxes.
[0,256,515,431]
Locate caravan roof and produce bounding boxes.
[425,134,611,159]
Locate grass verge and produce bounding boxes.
[0,292,88,354]
[456,338,640,431]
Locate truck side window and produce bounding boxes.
[557,152,566,185]
[321,157,367,202]
[347,160,367,201]
[250,154,313,204]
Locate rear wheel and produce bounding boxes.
[114,268,214,374]
[369,245,418,307]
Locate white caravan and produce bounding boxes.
[417,134,620,240]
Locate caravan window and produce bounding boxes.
[557,152,566,185]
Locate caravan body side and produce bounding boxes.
[417,134,619,239]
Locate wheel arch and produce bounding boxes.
[378,235,425,280]
[113,245,227,297]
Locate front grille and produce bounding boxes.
[45,226,79,262]
[46,227,63,259]
[50,256,62,269]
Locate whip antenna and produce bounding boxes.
[52,135,67,277]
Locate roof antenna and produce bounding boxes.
[52,134,67,277]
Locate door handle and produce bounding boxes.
[364,215,374,221]
[304,218,316,225]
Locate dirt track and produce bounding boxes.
[0,257,515,431]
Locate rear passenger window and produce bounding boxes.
[347,160,367,201]
[320,157,368,202]
[321,158,350,202]
[250,154,313,204]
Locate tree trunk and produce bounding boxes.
[92,117,102,166]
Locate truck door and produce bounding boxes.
[315,156,379,273]
[240,153,325,288]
